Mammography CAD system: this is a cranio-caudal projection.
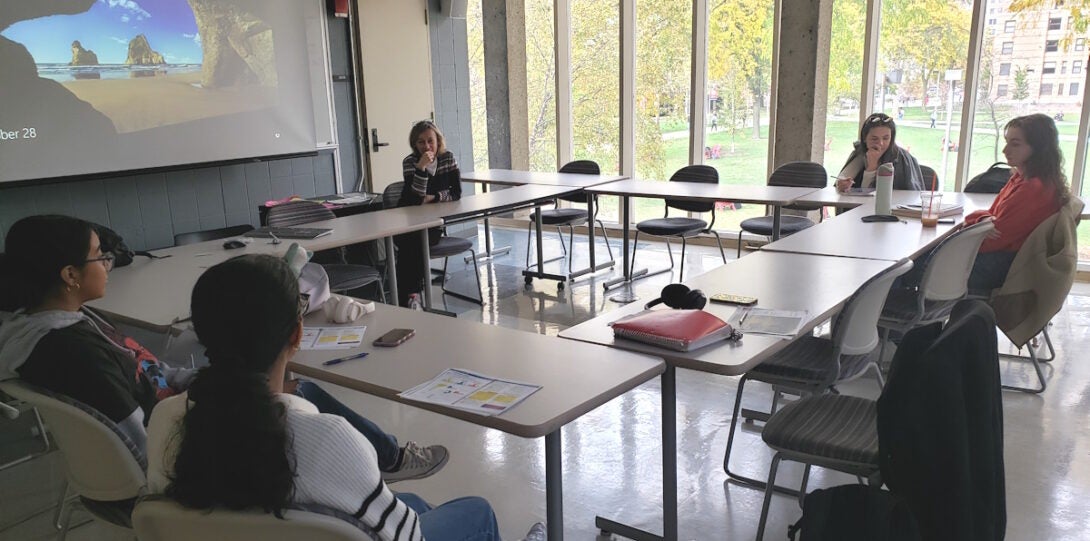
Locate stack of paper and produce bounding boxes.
[733,308,808,338]
[399,368,541,416]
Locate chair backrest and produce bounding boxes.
[832,259,915,356]
[266,200,336,227]
[770,161,828,211]
[173,224,255,246]
[919,165,939,188]
[919,220,995,302]
[382,182,404,209]
[558,160,601,203]
[0,380,146,502]
[133,498,378,541]
[666,165,719,213]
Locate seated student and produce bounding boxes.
[835,112,925,192]
[147,254,545,541]
[963,113,1068,290]
[0,215,445,482]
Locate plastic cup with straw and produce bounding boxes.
[921,172,941,227]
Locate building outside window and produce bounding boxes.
[1048,17,1061,30]
[1002,41,1014,53]
[1043,61,1056,74]
[1045,39,1059,52]
[1071,82,1080,95]
[1075,60,1083,74]
[1076,38,1086,51]
[1005,20,1016,32]
[997,84,1008,97]
[1000,62,1011,75]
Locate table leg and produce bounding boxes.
[546,430,564,541]
[385,236,399,304]
[605,195,640,302]
[420,229,432,310]
[587,192,596,270]
[469,182,513,263]
[771,205,783,241]
[595,365,677,541]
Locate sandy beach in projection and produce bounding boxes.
[60,72,277,133]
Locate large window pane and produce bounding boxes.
[823,0,866,172]
[705,0,775,232]
[878,0,971,191]
[634,0,692,223]
[467,0,488,171]
[526,1,557,171]
[571,0,621,222]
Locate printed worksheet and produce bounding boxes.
[733,308,809,338]
[399,368,541,416]
[300,326,366,350]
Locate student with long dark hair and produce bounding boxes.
[835,112,925,192]
[963,113,1069,289]
[0,215,447,482]
[147,255,543,540]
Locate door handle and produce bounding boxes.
[371,128,390,152]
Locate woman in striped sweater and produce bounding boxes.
[146,254,519,540]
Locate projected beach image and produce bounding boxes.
[1,0,278,134]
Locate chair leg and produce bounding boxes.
[1038,327,1056,363]
[723,375,750,476]
[56,497,77,541]
[679,237,687,281]
[567,225,576,275]
[629,231,640,278]
[708,230,728,264]
[439,251,484,306]
[596,219,615,262]
[53,480,69,530]
[756,453,783,541]
[736,230,744,258]
[1002,340,1047,393]
[798,464,812,509]
[556,227,568,257]
[525,221,534,269]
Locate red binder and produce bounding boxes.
[612,309,735,352]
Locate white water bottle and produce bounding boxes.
[875,163,894,215]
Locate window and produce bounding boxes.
[525,0,556,172]
[1004,20,1015,33]
[1040,83,1053,95]
[1075,60,1083,74]
[823,0,866,189]
[1062,61,1068,74]
[999,63,1011,76]
[1043,61,1056,74]
[1045,40,1059,52]
[467,1,488,172]
[1077,38,1086,51]
[1001,42,1014,54]
[988,18,996,25]
[1049,17,1062,30]
[997,84,1008,97]
[1071,82,1080,95]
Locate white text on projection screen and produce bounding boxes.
[0,0,318,183]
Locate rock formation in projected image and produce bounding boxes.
[70,40,99,66]
[125,35,166,65]
[187,0,277,88]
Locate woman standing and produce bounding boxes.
[835,112,925,192]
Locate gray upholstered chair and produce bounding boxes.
[630,165,727,281]
[736,161,828,256]
[723,259,913,491]
[267,200,385,301]
[0,380,147,541]
[919,164,939,188]
[133,497,381,541]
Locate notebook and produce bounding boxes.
[612,309,737,352]
[245,226,333,240]
[891,203,964,218]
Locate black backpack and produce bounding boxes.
[92,223,157,267]
[964,162,1012,194]
[788,485,921,541]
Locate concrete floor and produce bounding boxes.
[1,225,1088,540]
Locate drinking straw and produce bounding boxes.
[927,172,938,217]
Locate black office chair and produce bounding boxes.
[630,165,727,281]
[266,201,385,301]
[173,224,255,246]
[524,160,614,283]
[736,161,827,257]
[919,164,939,189]
[383,182,483,305]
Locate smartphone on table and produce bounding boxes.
[710,293,758,305]
[373,328,416,347]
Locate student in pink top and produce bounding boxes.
[964,113,1069,290]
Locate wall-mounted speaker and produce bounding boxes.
[440,0,467,19]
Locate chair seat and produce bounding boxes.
[429,236,473,258]
[635,217,708,237]
[531,207,588,225]
[324,264,382,292]
[739,215,815,236]
[762,394,879,465]
[879,288,957,325]
[749,335,876,384]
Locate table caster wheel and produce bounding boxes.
[557,281,565,291]
[525,276,533,285]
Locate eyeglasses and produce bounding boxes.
[866,114,894,125]
[85,252,115,272]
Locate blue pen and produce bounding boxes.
[322,351,369,366]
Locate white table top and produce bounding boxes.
[793,186,997,210]
[586,178,820,205]
[559,251,897,375]
[462,169,628,188]
[760,191,996,261]
[399,184,580,224]
[289,304,665,438]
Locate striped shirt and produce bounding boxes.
[401,151,461,205]
[147,392,422,541]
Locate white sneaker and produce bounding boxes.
[521,522,546,541]
[381,442,449,483]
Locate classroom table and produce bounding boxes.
[289,304,666,541]
[584,179,821,301]
[461,169,629,283]
[790,186,995,211]
[558,251,898,541]
[761,190,996,261]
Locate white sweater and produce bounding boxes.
[147,392,422,541]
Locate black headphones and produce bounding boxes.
[644,283,707,310]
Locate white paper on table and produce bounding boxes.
[732,308,809,338]
[301,326,367,350]
[399,368,542,416]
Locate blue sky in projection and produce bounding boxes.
[3,0,202,64]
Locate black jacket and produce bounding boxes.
[878,300,1006,541]
[842,144,926,191]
